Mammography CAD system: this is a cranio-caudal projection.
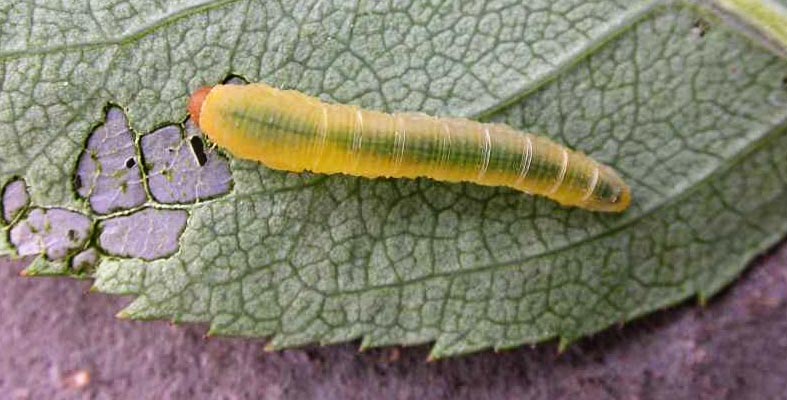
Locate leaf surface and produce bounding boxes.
[1,1,787,357]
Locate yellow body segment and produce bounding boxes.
[195,83,631,212]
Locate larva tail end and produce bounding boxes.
[188,86,213,127]
[578,166,632,213]
[598,181,631,213]
[616,185,632,212]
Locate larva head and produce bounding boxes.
[188,86,214,127]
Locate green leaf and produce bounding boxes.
[2,1,787,358]
[710,0,787,57]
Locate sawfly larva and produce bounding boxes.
[189,83,631,212]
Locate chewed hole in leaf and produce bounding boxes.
[76,107,146,214]
[97,207,188,261]
[10,208,92,260]
[223,75,248,85]
[141,123,232,204]
[189,136,208,167]
[71,248,98,272]
[2,179,29,224]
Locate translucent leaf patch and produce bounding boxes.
[75,107,146,215]
[98,208,188,260]
[141,121,232,204]
[2,179,28,223]
[10,207,92,260]
[3,106,233,271]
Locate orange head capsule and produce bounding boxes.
[188,86,214,127]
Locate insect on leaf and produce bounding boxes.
[1,1,787,358]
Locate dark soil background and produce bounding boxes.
[2,241,786,400]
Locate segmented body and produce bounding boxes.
[189,83,630,212]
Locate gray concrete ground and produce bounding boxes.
[1,241,786,399]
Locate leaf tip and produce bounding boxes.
[358,338,372,353]
[20,266,41,277]
[20,257,43,277]
[697,292,709,307]
[116,304,144,320]
[426,348,444,362]
[115,310,131,320]
[557,337,573,354]
[203,324,218,339]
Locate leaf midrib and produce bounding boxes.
[473,0,661,120]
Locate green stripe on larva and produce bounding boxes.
[188,83,631,212]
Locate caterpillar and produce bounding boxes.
[188,83,631,212]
